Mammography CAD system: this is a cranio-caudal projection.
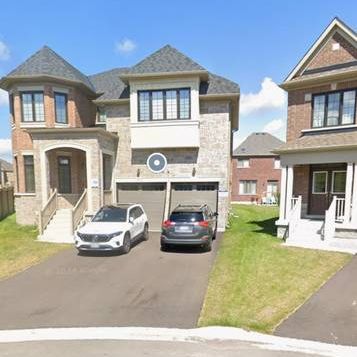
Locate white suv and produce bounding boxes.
[75,204,149,254]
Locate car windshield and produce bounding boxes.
[170,212,204,223]
[92,207,127,222]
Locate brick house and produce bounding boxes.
[231,132,283,203]
[275,18,357,244]
[0,45,239,241]
[0,159,13,187]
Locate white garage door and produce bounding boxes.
[170,182,218,213]
[117,183,167,231]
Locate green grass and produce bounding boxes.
[0,214,70,280]
[198,204,352,333]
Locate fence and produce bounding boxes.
[0,186,14,220]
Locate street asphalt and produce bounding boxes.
[275,255,357,346]
[0,233,220,329]
[0,340,321,357]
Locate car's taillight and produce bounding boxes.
[162,220,175,228]
[198,220,209,228]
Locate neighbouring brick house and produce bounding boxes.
[275,18,357,243]
[0,45,239,241]
[0,159,13,187]
[231,132,283,203]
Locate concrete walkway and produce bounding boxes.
[275,256,357,346]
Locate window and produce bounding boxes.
[237,159,250,168]
[312,90,357,128]
[138,88,190,121]
[54,92,68,124]
[239,180,257,195]
[332,171,346,194]
[9,94,14,123]
[103,154,112,190]
[312,171,327,194]
[24,155,35,193]
[21,92,45,122]
[97,107,107,122]
[274,158,281,169]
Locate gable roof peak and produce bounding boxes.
[284,17,357,83]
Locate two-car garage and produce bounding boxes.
[117,182,218,231]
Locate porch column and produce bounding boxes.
[344,162,354,224]
[286,166,294,218]
[350,163,357,226]
[278,166,288,221]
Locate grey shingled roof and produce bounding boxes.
[200,73,240,95]
[89,68,130,101]
[129,45,206,74]
[5,46,95,91]
[234,132,284,157]
[0,159,12,172]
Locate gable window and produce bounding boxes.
[97,107,107,122]
[237,159,250,168]
[24,155,35,193]
[54,92,68,124]
[138,88,191,121]
[312,90,356,128]
[239,180,257,195]
[21,92,45,122]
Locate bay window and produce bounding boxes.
[312,90,356,128]
[21,92,45,122]
[54,92,68,124]
[138,88,191,121]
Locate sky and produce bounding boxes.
[0,0,357,161]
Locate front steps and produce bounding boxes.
[284,218,357,254]
[38,209,74,243]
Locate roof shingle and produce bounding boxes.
[234,132,284,156]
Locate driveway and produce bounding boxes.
[0,233,220,329]
[275,255,357,346]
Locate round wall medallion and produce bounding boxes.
[147,153,167,173]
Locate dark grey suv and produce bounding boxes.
[160,204,218,251]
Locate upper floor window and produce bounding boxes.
[21,91,45,122]
[54,92,68,124]
[9,94,14,123]
[138,88,191,121]
[274,158,281,169]
[97,107,107,122]
[237,159,250,168]
[312,90,356,128]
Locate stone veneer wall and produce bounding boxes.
[106,100,232,230]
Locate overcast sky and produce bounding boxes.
[0,0,357,161]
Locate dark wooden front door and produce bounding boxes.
[309,164,346,215]
[58,156,71,194]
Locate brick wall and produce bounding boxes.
[231,156,281,202]
[306,33,357,71]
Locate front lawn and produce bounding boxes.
[199,204,351,333]
[0,214,69,280]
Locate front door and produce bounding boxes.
[58,156,71,194]
[309,164,346,215]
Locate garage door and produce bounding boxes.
[117,183,167,231]
[170,182,218,213]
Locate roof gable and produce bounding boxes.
[4,46,95,91]
[234,132,284,157]
[0,159,12,171]
[285,18,357,82]
[129,45,206,74]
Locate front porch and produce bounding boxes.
[276,148,357,251]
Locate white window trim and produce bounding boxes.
[239,180,257,195]
[331,170,347,194]
[274,158,281,169]
[312,171,328,194]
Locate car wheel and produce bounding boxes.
[161,243,168,252]
[204,238,212,252]
[142,223,149,241]
[122,233,131,254]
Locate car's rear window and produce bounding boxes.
[170,212,204,223]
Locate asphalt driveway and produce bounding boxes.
[0,233,220,329]
[275,255,357,346]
